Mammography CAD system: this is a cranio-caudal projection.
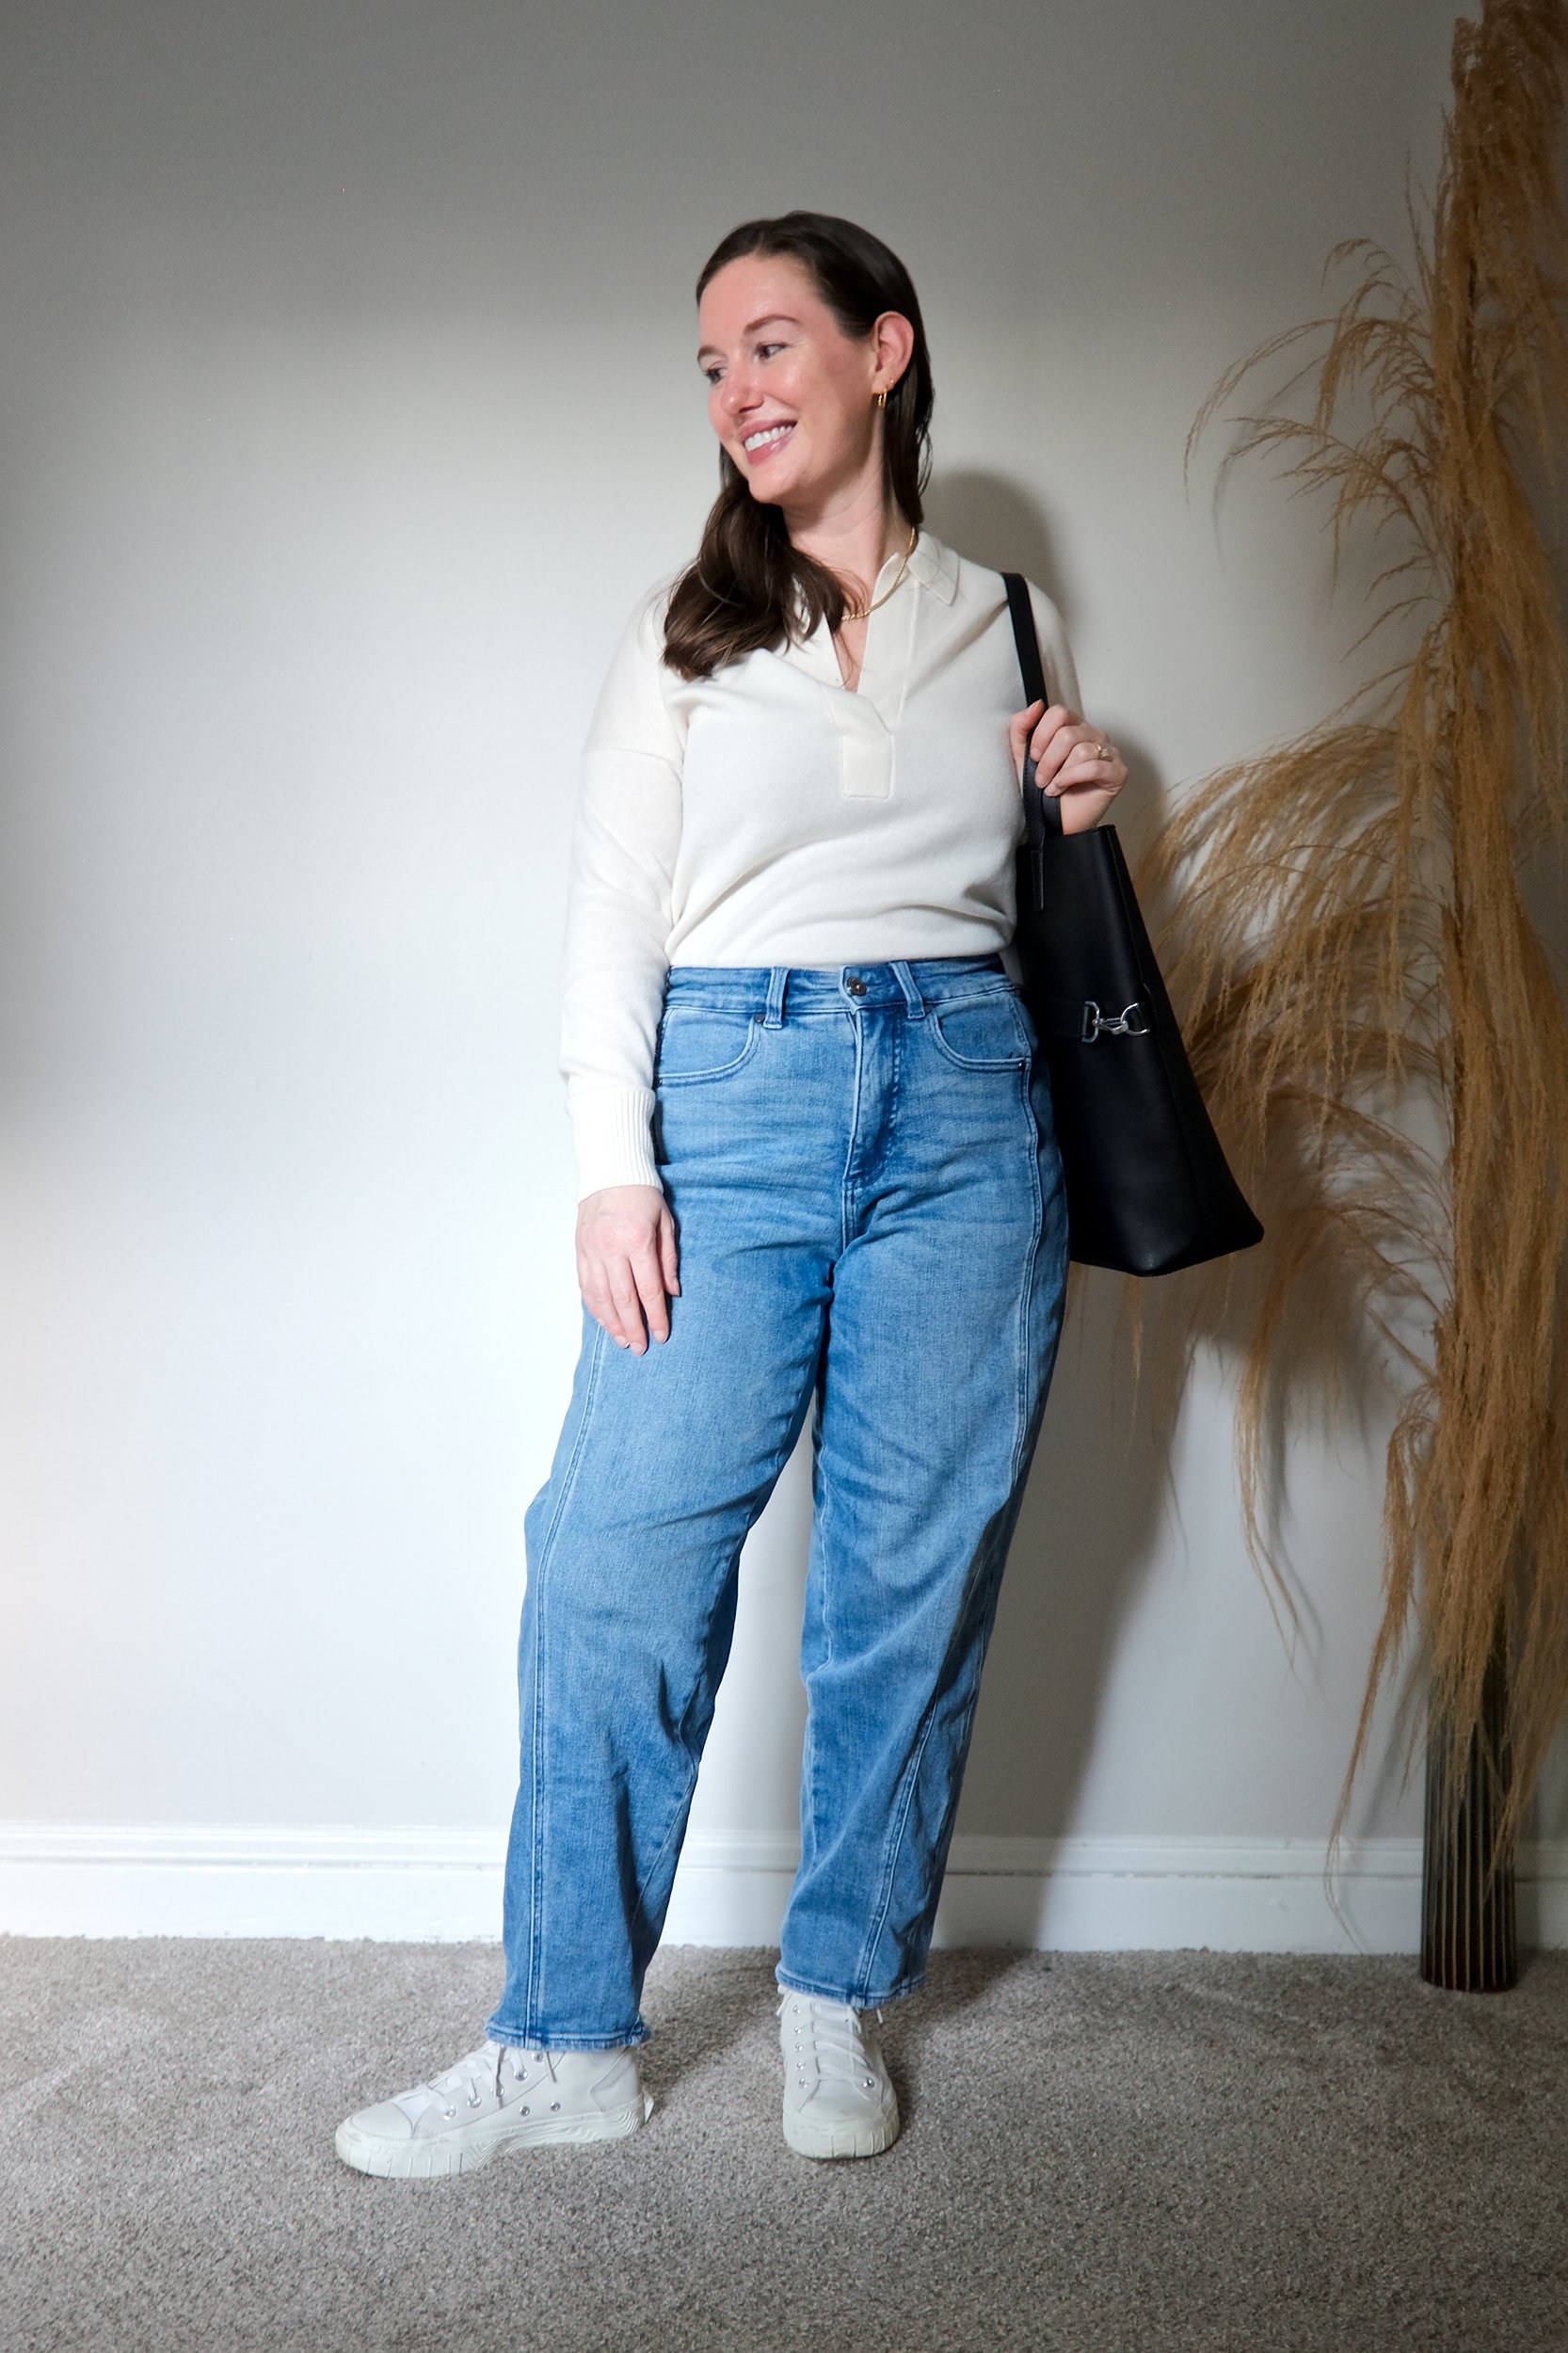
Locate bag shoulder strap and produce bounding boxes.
[1000,572,1064,844]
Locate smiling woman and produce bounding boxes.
[335,209,1129,2185]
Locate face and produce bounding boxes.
[696,253,891,511]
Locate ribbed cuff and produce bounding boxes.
[568,1085,662,1200]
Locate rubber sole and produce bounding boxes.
[334,2091,654,2180]
[781,2089,902,2162]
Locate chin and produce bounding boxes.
[731,448,802,506]
[744,465,810,508]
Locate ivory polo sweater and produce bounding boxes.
[560,529,1081,1200]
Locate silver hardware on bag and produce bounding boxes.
[1081,1000,1150,1043]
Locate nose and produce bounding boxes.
[719,362,760,421]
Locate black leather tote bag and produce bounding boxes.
[1002,572,1264,1275]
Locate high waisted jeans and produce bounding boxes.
[486,954,1070,2050]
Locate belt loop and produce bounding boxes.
[762,965,789,1029]
[889,958,926,1020]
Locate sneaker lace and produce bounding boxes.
[776,1993,885,2093]
[392,2038,558,2124]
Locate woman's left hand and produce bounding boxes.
[1008,700,1128,836]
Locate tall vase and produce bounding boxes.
[1419,1609,1518,1991]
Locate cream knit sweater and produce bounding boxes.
[560,530,1080,1199]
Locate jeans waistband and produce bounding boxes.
[662,953,1009,1025]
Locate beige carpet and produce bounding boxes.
[3,1939,1564,2353]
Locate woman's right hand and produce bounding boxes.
[575,1184,680,1354]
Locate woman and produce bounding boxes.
[337,211,1126,2179]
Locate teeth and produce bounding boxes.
[744,424,793,452]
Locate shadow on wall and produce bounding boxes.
[924,467,1162,850]
[922,472,1069,612]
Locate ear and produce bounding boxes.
[872,310,917,395]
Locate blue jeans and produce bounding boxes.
[486,954,1069,2050]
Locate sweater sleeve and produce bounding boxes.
[559,582,685,1200]
[1027,578,1082,716]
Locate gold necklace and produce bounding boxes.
[838,527,918,624]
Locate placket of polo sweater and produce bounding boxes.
[834,696,893,799]
[793,570,919,801]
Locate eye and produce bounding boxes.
[757,341,785,360]
[703,365,722,385]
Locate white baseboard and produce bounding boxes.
[3,1824,1565,1952]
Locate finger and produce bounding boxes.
[659,1209,680,1297]
[1026,705,1081,783]
[607,1263,648,1353]
[1034,723,1108,795]
[629,1250,670,1347]
[1058,735,1117,787]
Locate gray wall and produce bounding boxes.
[4,0,1542,1890]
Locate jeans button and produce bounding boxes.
[845,977,868,998]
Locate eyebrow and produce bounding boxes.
[696,312,799,363]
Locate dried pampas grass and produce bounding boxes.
[1143,0,1568,1884]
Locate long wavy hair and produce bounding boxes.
[663,212,934,680]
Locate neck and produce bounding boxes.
[782,472,910,614]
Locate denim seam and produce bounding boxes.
[798,1367,832,1897]
[798,1703,821,1901]
[628,1753,704,1956]
[855,1671,951,2000]
[1011,1062,1048,1492]
[776,1963,927,2009]
[484,2021,651,2054]
[524,1319,608,2046]
[884,1010,905,1163]
[840,1010,865,1254]
[655,1016,763,1085]
[802,1533,829,1884]
[927,1000,1032,1075]
[929,1040,1030,1075]
[930,984,1016,1009]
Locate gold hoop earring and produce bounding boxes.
[874,389,888,409]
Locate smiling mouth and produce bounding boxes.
[742,422,795,461]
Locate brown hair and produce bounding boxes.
[662,212,934,680]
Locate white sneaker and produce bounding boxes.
[335,2037,653,2179]
[777,1991,901,2160]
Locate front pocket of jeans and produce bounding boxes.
[653,1006,763,1085]
[929,991,1032,1070]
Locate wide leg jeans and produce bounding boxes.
[487,954,1070,2051]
